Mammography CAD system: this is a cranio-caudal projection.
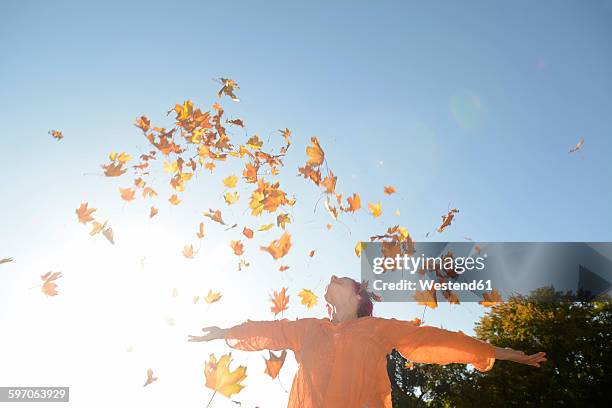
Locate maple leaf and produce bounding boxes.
[183,244,195,259]
[384,185,396,195]
[242,163,258,183]
[49,129,63,141]
[142,187,158,199]
[224,191,239,205]
[150,206,158,218]
[0,258,14,265]
[230,240,244,256]
[260,232,292,260]
[217,78,241,102]
[223,175,238,188]
[169,194,181,205]
[143,368,158,387]
[41,271,63,296]
[479,289,502,307]
[415,289,437,309]
[279,265,290,272]
[246,135,263,150]
[89,219,108,236]
[119,187,135,202]
[134,116,150,132]
[276,213,291,229]
[101,161,127,177]
[437,208,459,233]
[204,289,222,304]
[75,202,96,224]
[242,227,254,239]
[368,202,382,218]
[264,350,287,379]
[569,137,584,153]
[346,193,361,212]
[197,222,205,239]
[305,137,324,166]
[204,353,247,398]
[270,287,289,316]
[298,289,318,309]
[204,209,226,225]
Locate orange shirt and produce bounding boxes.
[225,316,496,408]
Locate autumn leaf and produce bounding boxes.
[479,289,502,307]
[394,209,401,216]
[309,250,315,258]
[204,289,222,304]
[437,208,459,233]
[0,258,14,265]
[143,368,158,387]
[230,240,244,256]
[246,135,263,150]
[383,186,396,195]
[276,213,291,229]
[224,191,239,205]
[410,317,422,326]
[270,287,289,316]
[183,244,195,259]
[41,271,63,297]
[298,289,318,309]
[305,137,324,166]
[142,187,158,198]
[89,219,108,236]
[75,202,96,224]
[203,209,226,225]
[169,194,181,205]
[569,137,584,153]
[415,288,437,309]
[242,227,254,239]
[368,202,382,218]
[150,206,158,218]
[49,129,63,141]
[223,175,238,188]
[354,242,363,257]
[102,161,127,177]
[264,350,287,379]
[118,187,135,202]
[196,222,205,239]
[346,193,361,212]
[279,265,290,272]
[102,227,114,244]
[260,232,292,260]
[238,258,250,271]
[258,223,274,232]
[204,353,247,398]
[217,78,241,102]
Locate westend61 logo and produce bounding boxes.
[372,253,486,275]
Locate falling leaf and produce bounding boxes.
[354,242,363,257]
[89,219,108,236]
[305,137,324,166]
[246,135,263,150]
[298,289,318,309]
[204,209,226,225]
[75,202,96,224]
[410,317,422,326]
[368,202,382,218]
[217,78,241,102]
[326,223,332,230]
[102,227,114,244]
[346,193,361,212]
[309,250,315,258]
[270,287,289,316]
[258,223,274,232]
[149,206,158,218]
[383,186,396,195]
[224,191,240,205]
[49,129,63,141]
[238,259,250,271]
[183,244,195,259]
[119,187,136,202]
[276,213,291,229]
[230,240,244,256]
[204,289,222,304]
[223,175,238,188]
[260,232,292,260]
[242,227,254,239]
[204,353,246,399]
[569,137,584,153]
[169,194,181,206]
[415,289,437,309]
[143,368,158,387]
[197,222,205,239]
[279,265,290,272]
[0,258,14,265]
[264,350,287,379]
[41,271,63,297]
[479,289,502,307]
[437,208,459,233]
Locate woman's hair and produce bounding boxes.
[351,279,376,317]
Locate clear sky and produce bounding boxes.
[1,1,611,407]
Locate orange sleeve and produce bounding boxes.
[224,318,310,352]
[379,318,496,372]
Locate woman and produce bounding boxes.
[188,275,546,407]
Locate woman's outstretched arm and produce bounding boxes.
[378,318,546,372]
[187,318,312,352]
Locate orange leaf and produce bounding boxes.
[437,208,459,233]
[260,232,292,260]
[203,209,226,225]
[415,288,437,309]
[242,227,254,239]
[270,287,289,316]
[150,206,158,218]
[230,240,244,256]
[75,202,96,224]
[197,222,205,239]
[383,185,396,195]
[306,136,324,166]
[368,202,382,218]
[41,271,63,296]
[309,250,315,258]
[143,368,158,387]
[119,187,135,202]
[183,244,195,259]
[479,289,502,307]
[264,350,287,379]
[279,265,290,272]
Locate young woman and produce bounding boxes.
[188,275,546,407]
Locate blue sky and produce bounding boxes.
[1,1,612,407]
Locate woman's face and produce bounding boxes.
[324,275,357,305]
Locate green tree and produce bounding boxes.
[388,287,612,407]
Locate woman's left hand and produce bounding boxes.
[495,347,547,367]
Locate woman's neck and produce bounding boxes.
[330,306,358,324]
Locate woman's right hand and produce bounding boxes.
[187,326,228,342]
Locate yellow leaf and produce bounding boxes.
[223,175,238,188]
[367,202,382,218]
[204,353,247,398]
[298,289,318,309]
[224,191,239,205]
